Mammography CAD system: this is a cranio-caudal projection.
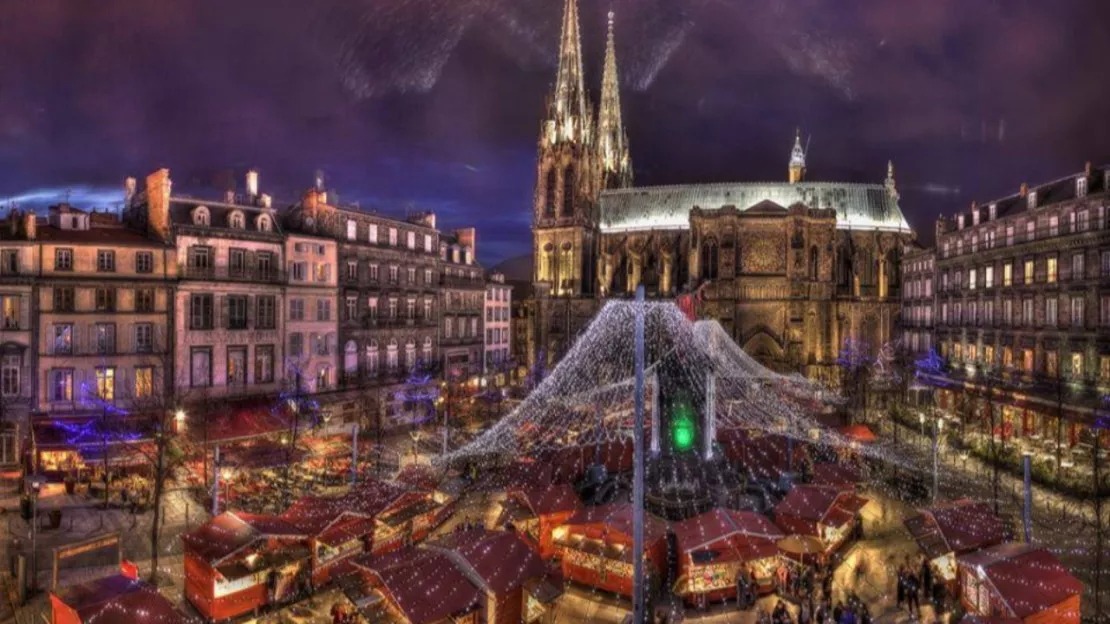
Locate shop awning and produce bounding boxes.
[33,418,152,451]
[837,424,877,444]
[353,548,480,624]
[907,500,1007,558]
[563,503,669,546]
[78,444,154,468]
[188,399,292,445]
[50,574,184,624]
[432,529,549,594]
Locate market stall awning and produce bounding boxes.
[958,543,1083,620]
[353,548,480,624]
[562,503,669,545]
[188,399,292,445]
[837,424,877,444]
[774,485,842,523]
[906,499,1007,558]
[33,418,152,451]
[672,509,784,554]
[50,574,184,624]
[221,439,307,469]
[78,444,155,468]
[431,529,548,594]
[317,516,378,548]
[182,512,304,564]
[396,464,442,491]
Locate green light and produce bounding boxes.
[671,402,695,452]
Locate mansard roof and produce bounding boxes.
[598,181,911,234]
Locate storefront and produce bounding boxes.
[957,543,1082,623]
[672,508,784,606]
[554,504,668,597]
[31,418,153,479]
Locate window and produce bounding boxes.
[95,288,116,312]
[1003,263,1013,287]
[314,262,329,282]
[53,324,72,354]
[1003,300,1013,326]
[1069,212,1076,234]
[425,268,433,284]
[1006,225,1014,247]
[1027,191,1037,210]
[407,267,416,284]
[135,288,154,313]
[1047,257,1057,283]
[1023,260,1034,284]
[389,228,397,246]
[406,298,415,319]
[289,299,305,321]
[135,251,153,274]
[50,369,73,402]
[1072,296,1085,327]
[984,300,994,325]
[984,266,994,288]
[968,269,977,290]
[94,324,116,354]
[256,296,276,329]
[345,297,357,321]
[1072,353,1085,379]
[1079,210,1090,232]
[134,323,153,353]
[134,367,153,399]
[471,317,478,336]
[369,264,380,281]
[188,246,211,272]
[388,298,397,320]
[1078,176,1088,198]
[190,348,212,387]
[1025,220,1035,241]
[1022,349,1034,374]
[227,347,247,387]
[445,317,453,338]
[1022,299,1034,326]
[367,297,378,321]
[257,252,274,279]
[1049,215,1059,237]
[984,345,994,366]
[1002,347,1013,369]
[1102,357,1110,384]
[971,236,978,253]
[387,340,398,371]
[424,234,433,253]
[1072,253,1085,280]
[96,250,115,272]
[316,366,330,390]
[956,240,963,256]
[0,296,18,330]
[317,299,331,321]
[389,265,399,284]
[366,342,379,376]
[192,206,210,226]
[190,294,214,330]
[227,295,248,330]
[255,346,274,383]
[368,224,378,244]
[1046,351,1059,377]
[54,287,74,312]
[1046,297,1057,327]
[406,231,415,249]
[54,249,73,271]
[229,249,246,276]
[1103,251,1110,277]
[290,333,303,357]
[1102,296,1110,327]
[346,260,358,281]
[229,211,245,229]
[292,262,308,281]
[95,367,115,401]
[315,333,330,356]
[1,356,19,397]
[347,219,357,241]
[256,214,272,232]
[423,298,432,320]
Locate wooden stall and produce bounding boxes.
[671,508,785,607]
[957,543,1082,623]
[50,567,183,624]
[554,504,668,597]
[500,484,583,559]
[181,512,310,622]
[905,499,1009,589]
[352,547,482,624]
[772,485,868,561]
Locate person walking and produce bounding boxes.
[896,564,906,610]
[905,571,920,618]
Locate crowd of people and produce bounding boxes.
[896,555,947,620]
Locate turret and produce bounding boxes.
[788,128,807,184]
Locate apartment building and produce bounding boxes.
[128,169,286,404]
[440,229,484,384]
[900,245,936,356]
[483,272,512,386]
[285,232,339,393]
[287,181,439,429]
[924,162,1110,449]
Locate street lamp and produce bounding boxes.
[26,475,46,593]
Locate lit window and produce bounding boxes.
[134,367,153,399]
[96,367,115,401]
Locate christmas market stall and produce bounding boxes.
[671,508,785,607]
[957,543,1082,623]
[772,485,868,561]
[719,429,811,486]
[395,464,458,541]
[31,418,154,480]
[905,499,1010,589]
[809,462,866,491]
[182,511,310,621]
[50,568,184,624]
[499,484,582,559]
[350,547,482,624]
[554,503,669,597]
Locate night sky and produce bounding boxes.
[2,0,1108,266]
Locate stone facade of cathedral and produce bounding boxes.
[524,0,915,383]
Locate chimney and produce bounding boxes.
[259,193,272,209]
[455,227,476,259]
[145,168,173,242]
[1019,182,1028,197]
[245,169,259,198]
[22,212,36,240]
[124,177,137,207]
[1085,161,1093,177]
[970,201,977,211]
[7,209,19,238]
[224,189,236,204]
[314,170,325,191]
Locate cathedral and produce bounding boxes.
[525,0,915,384]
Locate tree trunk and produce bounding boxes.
[149,431,166,583]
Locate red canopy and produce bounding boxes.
[189,399,292,445]
[906,500,1007,559]
[432,530,548,594]
[837,424,877,443]
[959,544,1082,619]
[672,509,784,553]
[182,512,304,564]
[511,484,582,517]
[562,504,669,545]
[353,548,480,624]
[51,575,183,624]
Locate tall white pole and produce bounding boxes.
[704,373,716,460]
[211,444,221,516]
[632,286,646,623]
[351,423,360,485]
[931,422,939,503]
[650,371,660,455]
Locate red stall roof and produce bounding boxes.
[563,504,668,545]
[431,529,548,595]
[906,500,1007,559]
[353,548,480,624]
[182,512,303,564]
[317,516,378,548]
[775,485,868,528]
[837,424,877,443]
[52,575,183,624]
[958,543,1083,619]
[672,509,784,553]
[511,484,583,517]
[189,399,291,445]
[810,463,865,489]
[281,480,414,535]
[396,464,442,491]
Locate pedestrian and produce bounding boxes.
[920,558,933,599]
[896,564,906,609]
[832,601,844,624]
[822,571,833,602]
[772,600,790,624]
[799,599,812,624]
[905,571,920,617]
[777,563,789,595]
[932,578,946,617]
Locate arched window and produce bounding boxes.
[228,210,245,229]
[562,166,575,217]
[192,206,210,226]
[366,341,379,376]
[700,238,719,280]
[256,214,272,232]
[344,340,358,374]
[386,339,399,371]
[809,247,819,281]
[422,336,433,365]
[544,169,557,218]
[405,339,417,371]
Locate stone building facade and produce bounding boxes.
[284,232,339,393]
[285,182,440,429]
[0,212,39,464]
[901,246,936,356]
[525,0,914,380]
[483,272,512,386]
[440,229,485,383]
[923,163,1110,449]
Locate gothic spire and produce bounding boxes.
[547,0,590,145]
[788,128,807,183]
[598,9,632,188]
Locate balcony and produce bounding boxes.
[183,264,284,284]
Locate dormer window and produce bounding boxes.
[989,203,997,220]
[957,214,964,230]
[228,210,245,229]
[192,206,210,226]
[1027,191,1037,210]
[256,214,272,232]
[972,210,980,226]
[1077,176,1088,198]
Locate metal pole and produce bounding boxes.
[632,286,646,624]
[442,382,450,457]
[1022,452,1033,543]
[29,491,36,593]
[932,421,939,503]
[211,445,220,516]
[351,423,360,485]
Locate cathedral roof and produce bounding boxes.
[598,181,911,234]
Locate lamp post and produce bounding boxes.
[932,417,943,503]
[26,474,45,593]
